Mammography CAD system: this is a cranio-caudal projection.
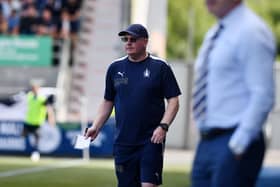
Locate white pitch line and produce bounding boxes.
[0,160,85,178]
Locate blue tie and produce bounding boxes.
[192,24,224,121]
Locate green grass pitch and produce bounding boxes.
[0,156,191,187]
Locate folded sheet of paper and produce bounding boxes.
[74,135,91,149]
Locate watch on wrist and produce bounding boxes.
[159,123,169,132]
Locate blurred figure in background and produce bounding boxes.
[43,0,63,29]
[54,10,69,39]
[0,10,7,34]
[63,0,82,44]
[37,7,54,36]
[7,9,19,34]
[22,83,55,162]
[19,4,38,35]
[191,0,276,187]
[63,0,82,65]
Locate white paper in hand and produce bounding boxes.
[74,135,91,149]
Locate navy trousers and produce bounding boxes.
[191,131,265,187]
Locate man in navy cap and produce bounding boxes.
[86,24,181,187]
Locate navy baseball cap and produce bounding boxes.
[118,24,149,38]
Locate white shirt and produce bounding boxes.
[194,3,276,154]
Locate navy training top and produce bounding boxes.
[104,54,181,145]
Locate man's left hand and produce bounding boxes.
[151,126,166,144]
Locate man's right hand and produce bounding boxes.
[84,126,100,142]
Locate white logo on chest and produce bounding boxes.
[117,72,124,77]
[143,68,150,78]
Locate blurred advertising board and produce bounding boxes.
[0,36,52,66]
[0,118,115,157]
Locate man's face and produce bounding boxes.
[121,35,148,56]
[32,85,39,94]
[205,0,240,18]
